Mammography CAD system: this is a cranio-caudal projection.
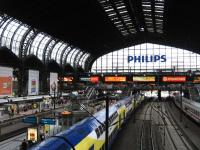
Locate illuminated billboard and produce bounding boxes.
[27,128,38,142]
[133,76,155,82]
[162,76,186,82]
[105,76,126,82]
[90,76,99,83]
[193,76,200,83]
[80,77,90,82]
[64,77,73,82]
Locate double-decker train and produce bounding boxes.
[30,94,144,150]
[173,85,200,123]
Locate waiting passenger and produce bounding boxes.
[21,139,27,150]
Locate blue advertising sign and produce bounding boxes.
[23,116,37,124]
[40,118,56,125]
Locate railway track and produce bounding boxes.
[152,102,193,150]
[140,103,155,150]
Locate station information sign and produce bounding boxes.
[132,76,155,82]
[90,76,99,83]
[162,76,186,82]
[193,76,200,83]
[64,77,73,82]
[105,76,126,82]
[80,77,90,82]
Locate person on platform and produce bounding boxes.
[21,139,27,150]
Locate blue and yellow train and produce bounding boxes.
[30,94,144,150]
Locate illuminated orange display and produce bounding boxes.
[133,76,155,82]
[193,76,200,83]
[0,76,12,95]
[162,76,186,82]
[90,76,99,83]
[105,76,126,82]
[64,77,73,82]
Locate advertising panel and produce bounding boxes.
[0,66,13,96]
[64,77,73,82]
[133,76,155,82]
[28,70,39,95]
[0,77,12,96]
[162,76,186,82]
[27,128,38,142]
[105,76,126,82]
[193,76,200,83]
[50,72,58,94]
[90,76,99,83]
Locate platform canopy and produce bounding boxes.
[0,0,199,70]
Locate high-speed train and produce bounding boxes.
[30,94,144,150]
[173,85,200,123]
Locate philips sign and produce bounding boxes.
[128,55,166,63]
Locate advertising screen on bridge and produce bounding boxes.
[162,76,186,83]
[132,76,155,82]
[90,76,99,83]
[105,76,126,82]
[64,77,73,82]
[193,76,200,83]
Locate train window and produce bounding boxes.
[95,128,101,138]
[89,145,94,150]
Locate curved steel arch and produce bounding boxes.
[55,42,65,63]
[18,28,33,58]
[69,48,79,67]
[63,46,75,67]
[0,18,14,45]
[46,40,59,62]
[42,38,54,62]
[22,29,39,57]
[60,45,70,66]
[73,51,85,68]
[80,53,88,68]
[9,21,24,54]
[35,34,47,57]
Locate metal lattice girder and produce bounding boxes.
[55,42,65,63]
[73,51,84,68]
[23,30,39,56]
[74,52,85,68]
[19,28,33,58]
[60,45,70,65]
[0,18,14,45]
[36,36,51,60]
[63,46,75,67]
[45,40,58,62]
[69,48,79,66]
[42,38,54,62]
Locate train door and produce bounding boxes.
[89,145,94,150]
[123,110,125,123]
[118,114,121,128]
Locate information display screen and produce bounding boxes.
[193,76,200,83]
[105,76,126,82]
[80,77,90,82]
[64,77,73,82]
[90,76,99,83]
[133,76,155,82]
[162,76,186,82]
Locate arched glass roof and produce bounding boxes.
[92,43,200,73]
[0,13,90,69]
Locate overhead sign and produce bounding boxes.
[162,76,186,82]
[105,76,126,82]
[28,128,38,142]
[133,76,155,82]
[23,116,37,124]
[80,77,90,82]
[40,118,56,125]
[90,76,99,83]
[128,55,166,63]
[193,76,200,83]
[64,77,73,82]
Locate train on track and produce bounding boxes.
[173,85,200,123]
[30,94,144,150]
